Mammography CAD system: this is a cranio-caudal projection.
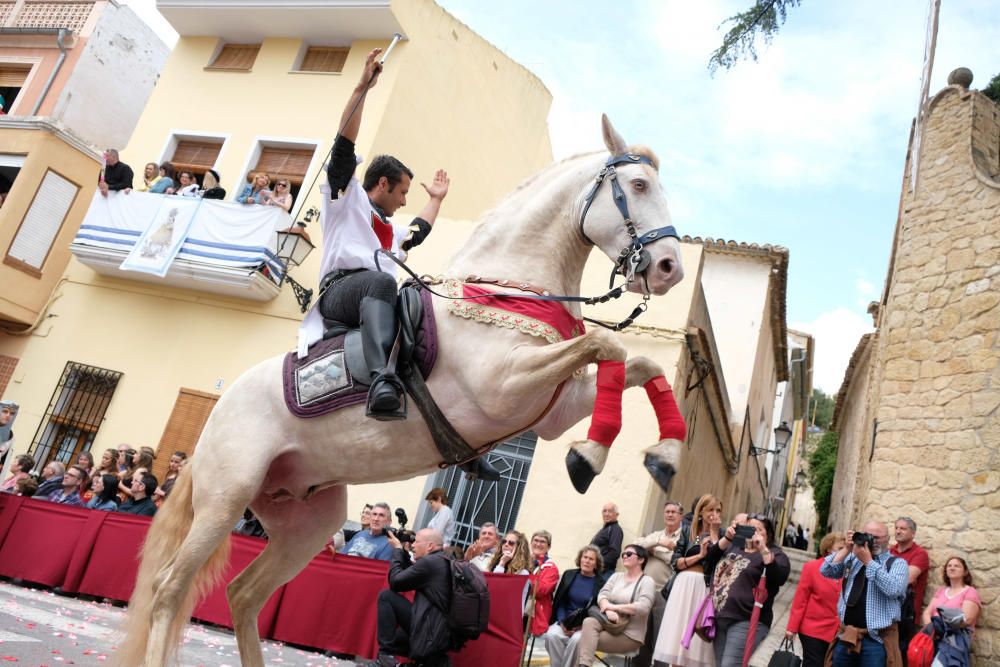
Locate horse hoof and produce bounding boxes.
[565,450,597,494]
[644,453,676,493]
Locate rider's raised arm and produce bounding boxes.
[401,169,450,251]
[327,48,382,197]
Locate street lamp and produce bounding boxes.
[751,420,794,457]
[275,215,316,313]
[795,470,809,489]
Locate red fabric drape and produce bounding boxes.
[0,495,526,664]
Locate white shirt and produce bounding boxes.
[177,184,200,197]
[296,169,408,358]
[428,504,456,547]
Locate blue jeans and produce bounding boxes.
[831,635,887,667]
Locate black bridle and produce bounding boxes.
[579,152,680,289]
[373,152,681,332]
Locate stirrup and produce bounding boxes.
[366,373,407,421]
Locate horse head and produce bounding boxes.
[579,115,684,296]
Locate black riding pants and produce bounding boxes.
[318,269,397,326]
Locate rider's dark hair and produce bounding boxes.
[362,155,413,192]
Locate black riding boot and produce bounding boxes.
[360,297,405,420]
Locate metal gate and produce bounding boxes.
[426,432,537,550]
[27,362,123,468]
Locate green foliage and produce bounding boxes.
[808,430,838,532]
[984,73,1000,104]
[809,389,835,430]
[709,0,802,73]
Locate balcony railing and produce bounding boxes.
[70,190,290,301]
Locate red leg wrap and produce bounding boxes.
[644,375,686,441]
[588,360,625,447]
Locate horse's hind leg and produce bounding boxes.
[228,485,347,667]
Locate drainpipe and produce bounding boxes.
[0,27,71,116]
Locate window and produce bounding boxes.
[0,355,18,397]
[248,145,316,207]
[5,169,79,275]
[170,139,223,179]
[151,388,218,482]
[27,362,123,468]
[0,153,25,199]
[298,47,349,73]
[0,64,32,113]
[419,432,538,550]
[207,44,260,71]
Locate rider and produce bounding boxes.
[299,48,498,479]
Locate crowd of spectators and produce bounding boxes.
[0,444,191,518]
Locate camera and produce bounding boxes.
[391,507,415,544]
[852,531,875,550]
[732,524,755,549]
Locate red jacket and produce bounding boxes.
[529,558,560,636]
[786,557,841,641]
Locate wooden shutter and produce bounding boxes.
[152,389,218,482]
[299,47,349,73]
[6,169,79,273]
[0,66,31,87]
[208,44,260,70]
[171,140,223,175]
[253,147,313,186]
[0,356,18,397]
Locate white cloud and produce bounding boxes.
[855,275,878,307]
[792,307,874,395]
[121,0,178,47]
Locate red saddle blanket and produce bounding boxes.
[282,288,438,418]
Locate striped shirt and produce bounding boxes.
[820,551,909,643]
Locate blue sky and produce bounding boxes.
[126,0,999,393]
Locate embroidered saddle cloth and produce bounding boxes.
[282,286,438,418]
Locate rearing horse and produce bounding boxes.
[118,116,686,667]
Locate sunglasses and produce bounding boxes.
[503,539,518,546]
[621,551,638,559]
[277,182,289,187]
[748,513,767,521]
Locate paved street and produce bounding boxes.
[0,581,354,666]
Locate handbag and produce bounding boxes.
[681,587,716,648]
[766,637,802,667]
[561,606,589,631]
[587,574,646,636]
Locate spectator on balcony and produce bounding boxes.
[46,465,87,506]
[86,473,120,511]
[236,172,271,205]
[135,162,162,192]
[35,461,65,498]
[1,454,34,493]
[150,162,176,194]
[99,149,133,197]
[263,179,293,212]
[118,473,158,516]
[200,169,226,200]
[175,170,200,197]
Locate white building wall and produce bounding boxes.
[53,4,169,149]
[700,254,772,425]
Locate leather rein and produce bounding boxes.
[374,153,680,333]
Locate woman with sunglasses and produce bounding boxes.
[574,544,655,666]
[654,494,724,667]
[264,179,294,212]
[706,514,791,667]
[489,530,531,575]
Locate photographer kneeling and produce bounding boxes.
[820,520,909,666]
[365,528,452,667]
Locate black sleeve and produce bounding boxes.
[388,548,433,593]
[106,164,134,191]
[326,134,358,199]
[606,524,623,564]
[400,217,432,251]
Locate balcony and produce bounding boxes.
[69,190,289,301]
[156,0,403,43]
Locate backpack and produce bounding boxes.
[886,557,917,638]
[906,626,936,667]
[445,557,491,640]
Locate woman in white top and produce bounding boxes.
[425,487,456,546]
[175,170,200,197]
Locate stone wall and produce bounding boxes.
[828,334,874,532]
[862,78,1000,663]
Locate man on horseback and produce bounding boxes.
[300,48,499,479]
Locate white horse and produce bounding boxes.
[118,116,686,667]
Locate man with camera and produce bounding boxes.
[820,520,909,666]
[364,528,452,667]
[340,502,394,561]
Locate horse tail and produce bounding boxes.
[116,464,231,666]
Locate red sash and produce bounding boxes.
[460,283,584,341]
[371,211,393,251]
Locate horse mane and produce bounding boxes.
[627,144,660,171]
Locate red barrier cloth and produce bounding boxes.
[0,497,527,665]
